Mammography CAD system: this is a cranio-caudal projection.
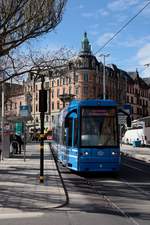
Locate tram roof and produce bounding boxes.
[68,99,117,109]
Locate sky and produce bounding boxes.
[28,0,150,78]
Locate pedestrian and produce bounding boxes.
[15,134,23,154]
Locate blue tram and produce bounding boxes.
[52,99,120,172]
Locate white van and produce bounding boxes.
[122,118,150,146]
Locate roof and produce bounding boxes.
[128,72,149,88]
[143,77,150,86]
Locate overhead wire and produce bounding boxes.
[94,1,150,55]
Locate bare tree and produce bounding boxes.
[0,47,76,85]
[0,0,67,57]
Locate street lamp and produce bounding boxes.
[99,53,110,100]
[1,74,5,160]
[29,72,47,183]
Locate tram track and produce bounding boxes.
[83,177,140,225]
[50,144,150,224]
[122,159,150,176]
[83,159,150,225]
[121,157,150,197]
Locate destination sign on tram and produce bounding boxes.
[82,108,115,116]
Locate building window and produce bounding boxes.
[36,104,38,112]
[57,101,60,110]
[83,72,88,82]
[57,79,60,86]
[45,82,49,89]
[127,95,129,102]
[36,92,38,101]
[36,117,38,123]
[52,89,54,98]
[60,78,63,86]
[57,88,60,97]
[52,102,54,110]
[10,102,12,110]
[69,77,71,84]
[75,87,78,96]
[66,77,68,84]
[63,88,65,94]
[63,78,65,85]
[52,115,54,122]
[75,75,78,83]
[46,115,49,122]
[52,80,54,87]
[83,86,88,96]
[69,86,72,94]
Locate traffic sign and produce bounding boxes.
[20,105,30,117]
[118,112,127,125]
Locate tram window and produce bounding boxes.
[74,118,78,147]
[68,118,73,147]
[62,123,66,145]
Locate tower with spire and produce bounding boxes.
[80,32,92,54]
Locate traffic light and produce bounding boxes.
[39,90,47,112]
[126,116,131,127]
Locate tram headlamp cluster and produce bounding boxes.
[80,151,89,156]
[112,151,118,156]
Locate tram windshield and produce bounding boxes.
[81,107,118,147]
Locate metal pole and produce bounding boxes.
[103,56,106,100]
[40,76,45,183]
[1,77,5,160]
[33,78,36,134]
[23,121,26,162]
[100,54,110,100]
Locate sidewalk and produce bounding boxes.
[121,144,150,163]
[0,143,65,218]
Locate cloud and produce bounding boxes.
[107,0,139,11]
[137,44,150,77]
[81,12,94,18]
[136,1,150,17]
[88,24,99,36]
[97,33,114,46]
[78,4,84,9]
[89,30,99,36]
[137,44,150,64]
[118,35,150,48]
[98,9,109,16]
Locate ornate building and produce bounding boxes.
[126,71,150,120]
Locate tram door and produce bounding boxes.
[64,117,73,165]
[65,113,78,169]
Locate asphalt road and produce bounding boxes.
[1,155,150,225]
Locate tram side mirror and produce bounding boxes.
[65,118,69,128]
[126,116,131,127]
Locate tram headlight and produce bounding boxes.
[80,151,89,156]
[112,151,118,156]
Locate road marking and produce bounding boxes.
[120,177,150,197]
[122,162,147,173]
[0,212,44,219]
